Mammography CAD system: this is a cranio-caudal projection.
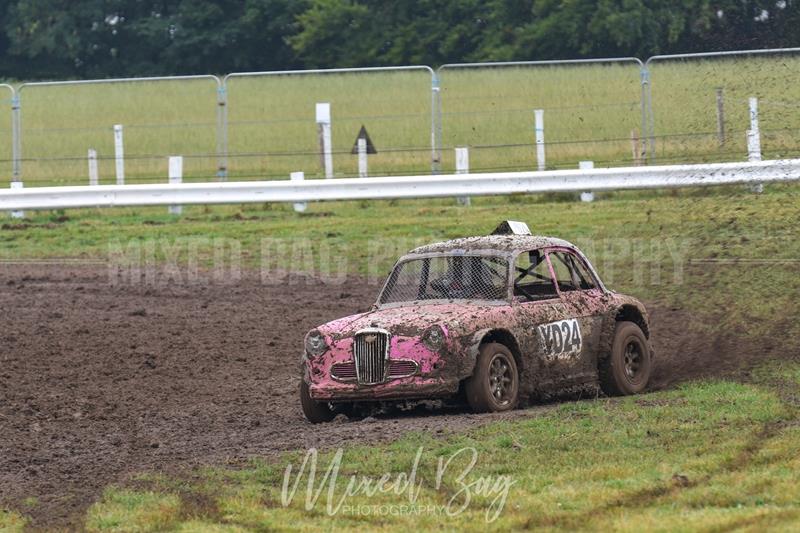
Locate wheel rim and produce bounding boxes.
[623,338,646,383]
[488,353,515,406]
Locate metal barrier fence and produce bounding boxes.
[222,66,436,180]
[3,159,797,211]
[437,58,645,172]
[16,75,222,185]
[0,84,13,184]
[644,48,800,164]
[2,48,800,188]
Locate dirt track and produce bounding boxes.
[0,264,772,528]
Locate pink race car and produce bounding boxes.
[300,221,653,423]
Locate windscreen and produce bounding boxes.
[380,255,509,304]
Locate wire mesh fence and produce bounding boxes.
[437,59,645,173]
[224,67,435,180]
[646,49,800,164]
[0,84,13,183]
[16,76,221,186]
[2,49,800,188]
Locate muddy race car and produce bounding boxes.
[300,221,653,423]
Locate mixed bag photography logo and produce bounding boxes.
[281,446,516,523]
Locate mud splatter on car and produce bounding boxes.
[300,221,653,422]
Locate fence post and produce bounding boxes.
[580,161,595,203]
[431,71,442,174]
[9,181,23,219]
[641,66,655,164]
[455,146,470,206]
[358,138,368,178]
[113,124,125,185]
[11,92,21,182]
[88,149,99,186]
[316,103,333,178]
[216,82,228,181]
[9,90,23,218]
[747,96,763,193]
[534,109,545,171]
[168,156,183,215]
[291,171,307,213]
[715,88,726,146]
[631,130,642,166]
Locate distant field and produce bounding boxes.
[2,55,800,186]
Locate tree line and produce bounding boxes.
[1,0,798,80]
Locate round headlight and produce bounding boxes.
[305,330,328,357]
[422,325,446,351]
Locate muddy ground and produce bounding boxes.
[0,264,775,529]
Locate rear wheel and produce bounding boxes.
[300,380,336,423]
[599,321,652,396]
[465,343,519,413]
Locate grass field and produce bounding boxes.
[3,55,800,187]
[72,368,800,531]
[2,185,800,529]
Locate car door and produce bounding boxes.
[546,248,607,383]
[510,248,576,390]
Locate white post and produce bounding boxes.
[358,137,368,178]
[579,161,595,203]
[10,181,23,219]
[747,97,763,193]
[168,156,183,215]
[291,171,307,213]
[535,109,545,171]
[316,103,333,178]
[88,149,99,186]
[455,146,471,206]
[113,124,125,185]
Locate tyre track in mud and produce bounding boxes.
[0,264,786,529]
[528,368,800,530]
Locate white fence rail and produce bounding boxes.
[2,159,799,212]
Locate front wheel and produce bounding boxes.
[300,380,335,423]
[599,321,652,396]
[465,343,519,413]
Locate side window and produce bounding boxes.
[549,251,596,292]
[513,250,558,301]
[570,255,597,290]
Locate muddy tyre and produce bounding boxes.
[599,321,652,396]
[465,343,519,413]
[300,380,336,423]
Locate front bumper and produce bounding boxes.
[308,376,459,402]
[304,332,461,402]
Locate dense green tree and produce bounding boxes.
[1,0,799,79]
[2,0,306,79]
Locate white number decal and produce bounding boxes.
[537,319,582,360]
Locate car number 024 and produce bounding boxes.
[537,319,582,360]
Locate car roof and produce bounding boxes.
[407,235,577,256]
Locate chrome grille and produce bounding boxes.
[330,362,357,381]
[353,329,389,385]
[388,360,418,379]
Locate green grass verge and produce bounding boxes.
[80,366,800,531]
[85,490,181,532]
[0,509,27,532]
